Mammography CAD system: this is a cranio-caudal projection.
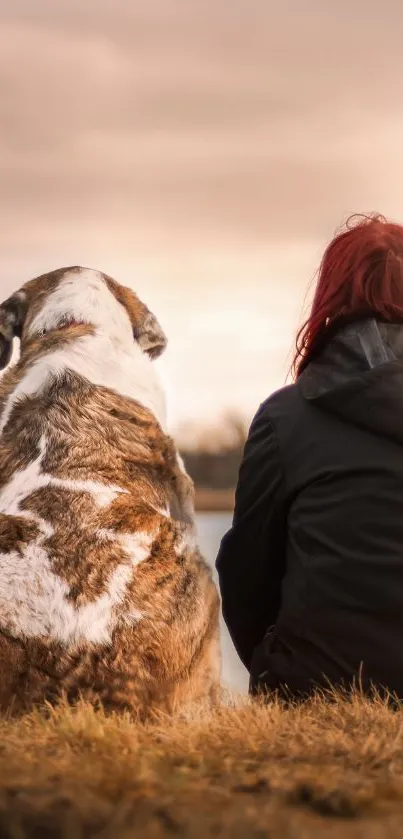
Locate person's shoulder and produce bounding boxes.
[250,382,304,444]
[258,382,300,419]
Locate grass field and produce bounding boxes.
[1,691,403,838]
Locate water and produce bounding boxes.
[196,512,249,693]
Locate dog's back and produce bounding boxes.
[0,267,220,717]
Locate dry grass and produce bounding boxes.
[1,691,403,837]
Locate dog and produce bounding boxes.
[0,266,220,717]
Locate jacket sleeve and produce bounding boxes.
[215,401,287,671]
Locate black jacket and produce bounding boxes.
[216,318,403,699]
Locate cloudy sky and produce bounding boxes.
[1,0,403,432]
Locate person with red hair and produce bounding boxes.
[216,213,403,700]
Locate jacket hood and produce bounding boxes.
[298,318,403,444]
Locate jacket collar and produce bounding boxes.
[299,318,403,401]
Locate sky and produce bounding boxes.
[1,0,403,434]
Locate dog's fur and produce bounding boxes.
[0,266,220,718]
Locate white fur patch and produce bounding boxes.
[28,269,133,349]
[0,437,126,514]
[0,546,142,645]
[0,331,167,434]
[0,438,151,645]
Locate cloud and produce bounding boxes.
[1,0,403,422]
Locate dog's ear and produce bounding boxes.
[0,291,28,370]
[103,276,168,360]
[132,309,167,359]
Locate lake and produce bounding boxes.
[196,511,249,693]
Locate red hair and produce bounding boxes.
[293,214,403,378]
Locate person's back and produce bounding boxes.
[217,214,403,700]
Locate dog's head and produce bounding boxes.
[0,266,167,370]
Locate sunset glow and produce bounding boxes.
[1,0,403,434]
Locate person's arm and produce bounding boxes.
[216,401,287,671]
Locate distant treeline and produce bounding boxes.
[178,415,247,490]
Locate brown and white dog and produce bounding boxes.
[0,267,220,718]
